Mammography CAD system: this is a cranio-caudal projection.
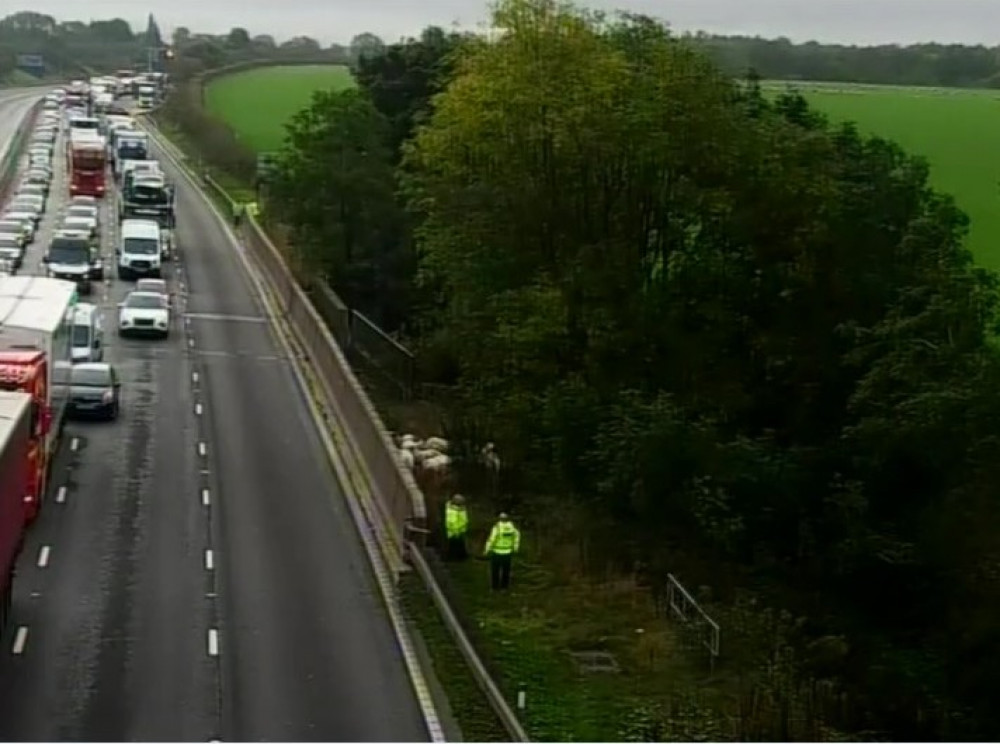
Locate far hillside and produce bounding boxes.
[205,65,355,152]
[764,81,1000,270]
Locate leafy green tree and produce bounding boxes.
[270,88,412,328]
[354,26,468,161]
[349,32,385,60]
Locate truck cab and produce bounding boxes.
[137,85,157,110]
[119,172,174,228]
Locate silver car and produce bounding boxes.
[0,220,26,249]
[1,213,35,243]
[8,199,42,226]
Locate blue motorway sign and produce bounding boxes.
[16,54,45,74]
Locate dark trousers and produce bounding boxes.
[445,535,467,562]
[490,553,512,590]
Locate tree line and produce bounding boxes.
[0,9,391,82]
[697,34,1000,88]
[259,0,1000,739]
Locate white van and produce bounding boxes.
[118,219,162,280]
[71,303,104,363]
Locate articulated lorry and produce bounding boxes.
[0,391,33,628]
[0,277,79,522]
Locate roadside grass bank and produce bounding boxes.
[153,72,867,741]
[205,64,356,152]
[763,80,1000,271]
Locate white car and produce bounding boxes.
[118,291,170,338]
[66,204,99,222]
[61,215,97,238]
[13,190,45,214]
[2,212,35,243]
[0,219,27,249]
[135,278,168,296]
[0,235,23,268]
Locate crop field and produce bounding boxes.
[763,81,1000,270]
[205,64,355,152]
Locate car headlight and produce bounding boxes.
[120,317,131,327]
[102,390,114,404]
[155,318,167,328]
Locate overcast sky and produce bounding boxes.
[18,0,1000,47]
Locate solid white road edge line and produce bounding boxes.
[144,126,447,744]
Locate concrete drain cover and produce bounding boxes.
[569,650,620,674]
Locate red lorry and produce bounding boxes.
[69,140,108,198]
[0,391,33,628]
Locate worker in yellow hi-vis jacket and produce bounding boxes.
[483,512,520,590]
[444,494,468,562]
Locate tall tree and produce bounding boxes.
[349,32,385,60]
[354,26,467,161]
[145,13,162,47]
[271,89,411,327]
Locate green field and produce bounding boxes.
[205,65,355,152]
[764,81,1000,270]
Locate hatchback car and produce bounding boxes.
[68,362,120,420]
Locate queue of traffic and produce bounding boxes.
[0,82,176,625]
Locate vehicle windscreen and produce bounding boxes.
[48,239,90,264]
[73,151,104,170]
[71,324,92,346]
[63,219,90,231]
[71,367,111,387]
[118,141,147,159]
[67,208,96,219]
[0,222,20,234]
[125,294,165,309]
[0,237,19,248]
[130,182,168,205]
[122,237,158,255]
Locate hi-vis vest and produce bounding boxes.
[485,520,520,555]
[445,503,468,538]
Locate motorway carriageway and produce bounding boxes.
[0,91,429,741]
